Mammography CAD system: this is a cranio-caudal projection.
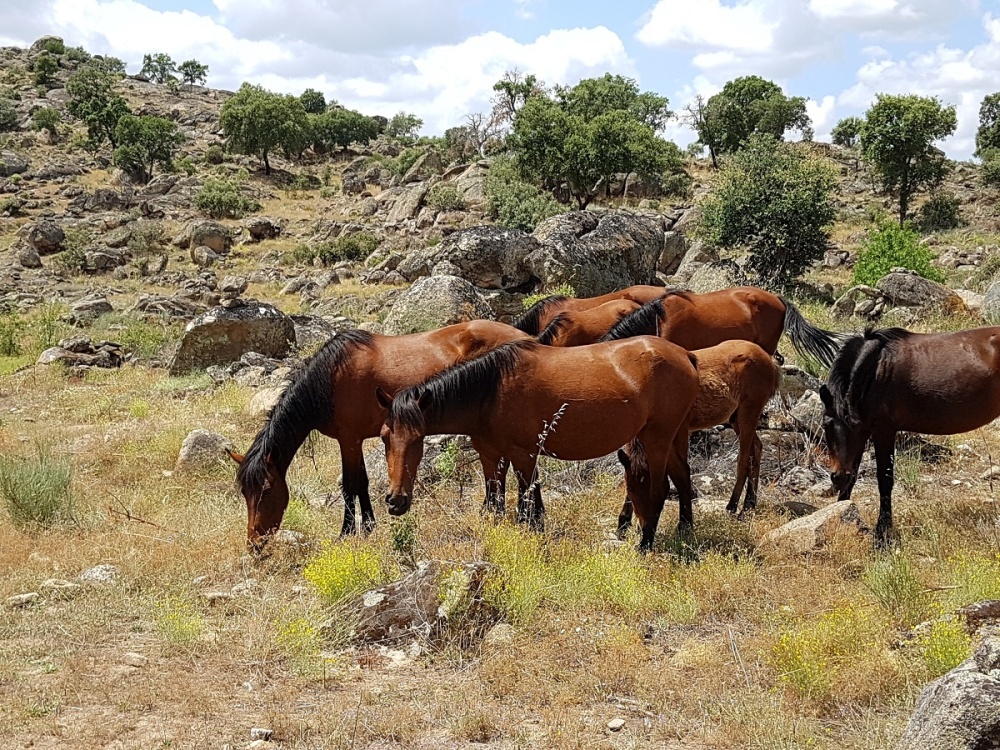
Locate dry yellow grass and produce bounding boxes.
[3,350,1000,749]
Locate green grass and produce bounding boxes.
[0,453,75,529]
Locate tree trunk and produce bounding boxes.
[709,146,718,169]
[263,149,271,176]
[898,159,910,226]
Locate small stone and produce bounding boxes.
[980,466,1000,481]
[202,591,234,604]
[40,579,81,598]
[122,652,147,667]
[607,718,626,732]
[231,579,259,596]
[79,564,119,584]
[482,623,516,649]
[6,592,39,609]
[249,728,273,741]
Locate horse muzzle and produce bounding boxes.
[386,493,412,516]
[830,470,854,496]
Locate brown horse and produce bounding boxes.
[513,285,666,335]
[229,321,529,550]
[537,299,642,346]
[377,338,700,550]
[617,340,781,535]
[820,326,1000,546]
[600,287,843,367]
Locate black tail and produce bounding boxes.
[780,297,843,369]
[512,295,568,335]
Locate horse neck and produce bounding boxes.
[422,402,484,437]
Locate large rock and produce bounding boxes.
[659,231,688,274]
[401,151,442,184]
[832,285,889,320]
[454,162,488,207]
[175,429,234,473]
[0,150,29,177]
[672,241,719,283]
[876,271,966,313]
[982,279,1000,323]
[759,501,863,554]
[896,637,1000,750]
[385,184,429,223]
[243,216,281,242]
[399,226,540,289]
[168,301,295,375]
[686,260,741,293]
[172,220,232,255]
[382,275,493,335]
[525,211,662,297]
[27,221,65,255]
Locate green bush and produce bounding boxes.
[0,311,24,356]
[0,453,75,529]
[194,176,260,219]
[853,223,945,286]
[127,220,165,256]
[203,144,225,164]
[395,147,424,176]
[316,232,380,265]
[0,98,17,131]
[917,191,962,232]
[303,542,395,604]
[426,182,465,211]
[65,46,91,63]
[660,171,693,199]
[42,38,66,55]
[33,54,59,86]
[174,155,196,176]
[31,106,60,136]
[51,226,92,275]
[485,155,565,232]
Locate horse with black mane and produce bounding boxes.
[229,321,528,550]
[513,285,666,335]
[537,299,641,347]
[819,326,1000,546]
[377,337,700,550]
[600,287,843,367]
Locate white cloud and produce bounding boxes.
[808,0,897,20]
[637,0,776,52]
[807,94,838,140]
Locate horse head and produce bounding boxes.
[818,385,867,500]
[229,448,290,552]
[377,386,430,516]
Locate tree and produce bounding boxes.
[177,59,208,90]
[385,112,423,140]
[860,93,957,225]
[34,53,59,86]
[700,134,837,289]
[141,53,178,84]
[219,83,309,174]
[31,107,61,139]
[66,63,131,149]
[90,56,126,76]
[309,107,380,152]
[112,114,184,182]
[491,70,544,126]
[554,73,671,132]
[692,76,811,163]
[831,116,863,148]
[975,92,1000,157]
[509,86,678,210]
[300,88,326,115]
[0,99,17,132]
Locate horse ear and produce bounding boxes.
[616,448,630,470]
[819,385,832,408]
[226,448,244,465]
[416,388,432,411]
[375,386,394,410]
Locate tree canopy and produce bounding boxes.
[700,134,837,289]
[66,63,131,149]
[555,73,671,132]
[300,88,327,115]
[140,53,178,84]
[219,83,309,174]
[860,93,957,225]
[178,59,208,90]
[309,107,381,152]
[113,114,184,181]
[975,92,1000,157]
[831,116,863,148]
[385,112,423,140]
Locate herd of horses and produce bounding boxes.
[228,283,1000,553]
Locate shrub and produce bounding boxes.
[426,182,465,211]
[915,619,971,678]
[0,311,24,356]
[0,98,17,131]
[42,38,66,55]
[174,155,196,176]
[33,54,59,86]
[862,553,928,626]
[660,171,693,199]
[194,176,260,219]
[303,542,395,604]
[917,191,962,232]
[203,144,225,164]
[395,146,424,176]
[51,225,92,274]
[31,106,60,136]
[980,149,1000,187]
[65,46,90,63]
[314,232,380,265]
[127,220,165,256]
[0,196,25,216]
[0,453,75,529]
[853,223,945,286]
[522,283,576,309]
[485,155,565,232]
[154,594,204,645]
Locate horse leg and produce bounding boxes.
[873,433,897,549]
[478,451,508,519]
[356,455,376,534]
[745,433,763,512]
[616,496,634,539]
[634,452,669,553]
[726,410,761,516]
[338,440,365,536]
[666,429,695,538]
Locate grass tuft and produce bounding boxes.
[303,541,396,605]
[0,453,75,529]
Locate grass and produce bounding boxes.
[0,452,75,529]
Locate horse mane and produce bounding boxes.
[826,327,911,427]
[512,295,568,335]
[537,311,573,345]
[600,297,665,341]
[237,329,375,497]
[388,340,534,431]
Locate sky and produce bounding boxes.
[2,0,999,158]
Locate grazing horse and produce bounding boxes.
[600,287,843,367]
[617,339,781,535]
[537,299,642,347]
[229,321,529,550]
[513,285,666,335]
[377,338,700,550]
[819,326,1000,546]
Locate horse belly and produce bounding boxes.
[521,400,648,461]
[893,380,1000,436]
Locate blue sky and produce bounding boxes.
[3,0,999,157]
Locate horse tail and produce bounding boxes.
[780,297,843,370]
[512,295,568,335]
[237,329,375,497]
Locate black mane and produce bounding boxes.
[237,329,374,496]
[512,295,568,335]
[600,297,665,342]
[826,327,911,427]
[537,311,573,345]
[388,340,534,431]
